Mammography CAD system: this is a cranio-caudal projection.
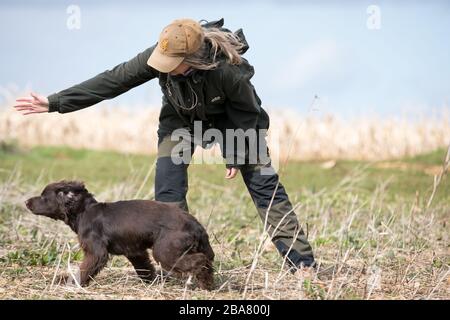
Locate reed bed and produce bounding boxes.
[1,105,449,161]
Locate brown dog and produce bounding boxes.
[25,181,214,290]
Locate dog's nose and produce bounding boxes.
[25,199,31,209]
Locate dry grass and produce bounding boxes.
[0,161,448,300]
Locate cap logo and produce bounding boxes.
[160,38,169,52]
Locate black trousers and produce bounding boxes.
[155,134,315,268]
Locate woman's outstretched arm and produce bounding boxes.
[15,44,159,115]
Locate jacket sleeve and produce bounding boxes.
[48,44,159,113]
[222,64,262,169]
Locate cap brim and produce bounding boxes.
[147,48,184,73]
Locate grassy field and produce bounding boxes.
[0,143,448,299]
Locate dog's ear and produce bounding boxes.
[56,190,75,200]
[56,181,87,215]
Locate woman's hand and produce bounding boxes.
[225,167,239,179]
[14,92,49,115]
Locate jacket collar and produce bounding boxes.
[169,68,204,84]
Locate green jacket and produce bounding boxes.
[48,20,270,168]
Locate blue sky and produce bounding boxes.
[0,0,449,117]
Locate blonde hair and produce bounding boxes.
[183,27,246,70]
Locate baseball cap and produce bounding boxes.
[147,18,205,73]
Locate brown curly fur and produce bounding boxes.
[25,181,214,290]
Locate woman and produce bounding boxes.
[14,18,315,273]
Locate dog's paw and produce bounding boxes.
[58,266,81,287]
[56,273,70,285]
[197,280,215,291]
